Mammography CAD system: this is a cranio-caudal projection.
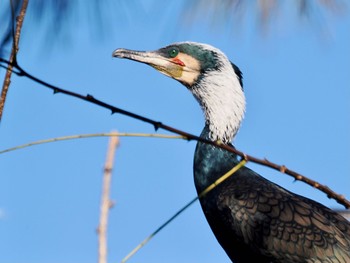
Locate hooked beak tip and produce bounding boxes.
[112,48,125,58]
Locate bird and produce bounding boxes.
[112,42,350,262]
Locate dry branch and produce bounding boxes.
[0,0,28,121]
[121,159,248,263]
[97,134,119,263]
[0,59,349,209]
[0,132,184,155]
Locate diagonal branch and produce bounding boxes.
[120,160,248,263]
[0,0,28,121]
[0,58,349,209]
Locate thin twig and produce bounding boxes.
[0,132,185,155]
[120,159,247,263]
[0,0,28,121]
[0,59,348,208]
[98,134,119,263]
[334,209,350,220]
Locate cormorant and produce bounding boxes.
[113,42,350,262]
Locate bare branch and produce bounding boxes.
[121,160,247,263]
[97,134,119,263]
[0,0,28,121]
[0,59,349,208]
[0,132,184,155]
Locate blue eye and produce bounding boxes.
[169,48,179,58]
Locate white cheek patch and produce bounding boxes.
[190,56,245,143]
[175,53,201,86]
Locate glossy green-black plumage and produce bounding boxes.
[195,127,350,262]
[113,42,350,263]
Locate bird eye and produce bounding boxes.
[169,48,179,58]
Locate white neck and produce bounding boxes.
[191,63,245,144]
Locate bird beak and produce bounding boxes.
[112,48,184,79]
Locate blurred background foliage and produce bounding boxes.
[0,0,346,56]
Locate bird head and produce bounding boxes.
[112,43,203,87]
[113,42,242,88]
[113,42,245,143]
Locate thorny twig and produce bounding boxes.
[0,58,348,209]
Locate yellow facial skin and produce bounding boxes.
[112,48,201,86]
[172,53,201,86]
[151,63,183,79]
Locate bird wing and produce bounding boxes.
[218,167,350,263]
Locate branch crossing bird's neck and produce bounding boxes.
[191,64,245,144]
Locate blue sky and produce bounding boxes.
[0,1,349,263]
